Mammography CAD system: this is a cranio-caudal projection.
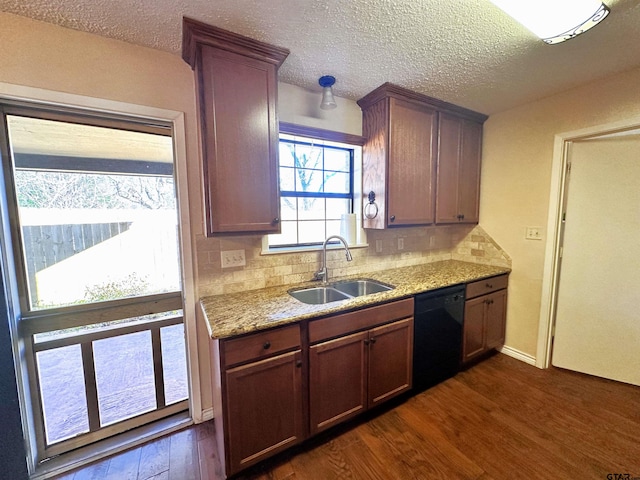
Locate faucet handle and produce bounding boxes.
[312,270,326,282]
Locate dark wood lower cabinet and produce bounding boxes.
[212,282,508,477]
[309,331,368,434]
[462,296,487,360]
[462,274,509,364]
[309,307,414,435]
[211,324,305,477]
[368,318,413,407]
[225,350,304,473]
[485,289,507,350]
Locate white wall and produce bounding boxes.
[278,82,362,135]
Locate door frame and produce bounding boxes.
[0,82,201,472]
[536,114,640,369]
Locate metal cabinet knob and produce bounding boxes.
[389,215,396,223]
[272,217,280,225]
[263,341,271,350]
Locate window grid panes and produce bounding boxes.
[269,139,354,248]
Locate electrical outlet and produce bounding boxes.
[397,237,404,250]
[221,249,246,268]
[429,235,436,248]
[525,227,543,241]
[375,239,383,253]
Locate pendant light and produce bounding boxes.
[319,75,337,110]
[490,0,610,44]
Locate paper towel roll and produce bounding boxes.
[340,213,357,245]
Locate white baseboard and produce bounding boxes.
[499,345,537,366]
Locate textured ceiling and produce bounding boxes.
[2,0,640,114]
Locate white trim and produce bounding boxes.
[499,345,537,366]
[201,407,215,422]
[261,237,369,255]
[172,113,203,423]
[0,82,203,466]
[536,114,640,369]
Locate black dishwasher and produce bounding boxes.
[413,284,465,392]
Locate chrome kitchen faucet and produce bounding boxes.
[313,235,353,284]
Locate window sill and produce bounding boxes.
[261,241,369,256]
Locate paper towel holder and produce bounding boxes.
[364,191,379,219]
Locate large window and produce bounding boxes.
[268,132,358,248]
[7,116,180,310]
[1,105,188,462]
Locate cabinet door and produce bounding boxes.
[199,46,280,234]
[225,350,303,474]
[485,289,507,350]
[436,112,462,224]
[309,331,368,435]
[462,296,486,362]
[457,119,482,224]
[368,317,413,408]
[387,98,437,226]
[436,113,482,224]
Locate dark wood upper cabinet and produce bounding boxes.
[359,94,437,228]
[358,83,487,229]
[436,113,483,224]
[182,18,289,235]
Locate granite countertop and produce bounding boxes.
[200,260,510,340]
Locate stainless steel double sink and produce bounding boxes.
[289,279,394,305]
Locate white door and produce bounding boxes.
[552,133,640,386]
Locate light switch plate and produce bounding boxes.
[221,249,246,268]
[397,237,404,250]
[525,227,543,240]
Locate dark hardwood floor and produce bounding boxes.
[55,353,640,479]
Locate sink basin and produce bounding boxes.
[332,279,394,297]
[289,279,394,304]
[288,287,351,305]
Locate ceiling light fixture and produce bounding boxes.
[319,75,337,110]
[490,0,610,44]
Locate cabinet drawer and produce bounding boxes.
[466,274,509,299]
[223,324,301,367]
[309,298,414,344]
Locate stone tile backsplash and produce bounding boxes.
[196,224,511,297]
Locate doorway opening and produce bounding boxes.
[537,116,640,379]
